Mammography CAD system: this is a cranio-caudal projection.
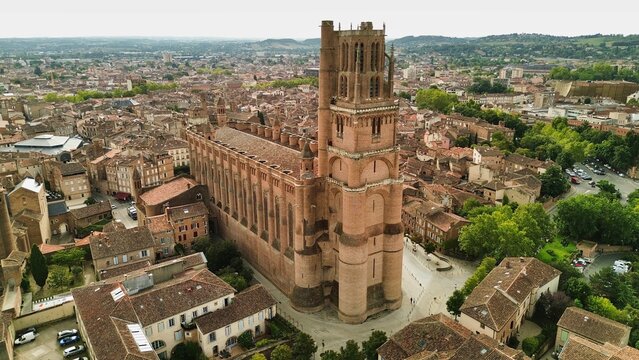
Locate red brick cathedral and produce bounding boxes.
[187,20,403,323]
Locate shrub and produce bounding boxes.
[268,322,284,339]
[238,330,255,350]
[522,333,547,357]
[255,339,274,348]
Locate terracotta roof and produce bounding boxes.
[130,269,235,327]
[138,177,199,206]
[72,260,231,360]
[460,257,561,331]
[559,334,639,360]
[89,227,155,260]
[377,313,528,360]
[59,162,86,176]
[70,201,111,220]
[557,307,631,346]
[428,211,469,232]
[72,284,159,360]
[195,284,276,334]
[146,214,172,234]
[214,127,302,178]
[166,202,208,222]
[100,260,152,280]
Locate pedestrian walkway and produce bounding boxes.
[247,238,475,352]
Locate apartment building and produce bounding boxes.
[89,227,156,279]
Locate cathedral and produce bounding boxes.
[187,20,403,323]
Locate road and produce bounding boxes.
[91,193,138,229]
[249,239,475,352]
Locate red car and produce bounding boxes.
[570,176,581,184]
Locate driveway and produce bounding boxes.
[92,193,138,229]
[14,317,80,360]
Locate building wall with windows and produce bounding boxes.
[143,295,233,360]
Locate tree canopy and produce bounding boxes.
[415,87,458,113]
[459,204,553,259]
[540,165,570,198]
[30,244,48,288]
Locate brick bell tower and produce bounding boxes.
[318,20,403,323]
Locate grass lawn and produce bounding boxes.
[29,272,85,301]
[537,239,578,264]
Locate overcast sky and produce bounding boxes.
[3,0,638,39]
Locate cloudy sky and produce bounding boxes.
[3,0,638,39]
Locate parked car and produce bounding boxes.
[588,180,596,187]
[63,345,85,358]
[59,335,81,346]
[71,357,89,360]
[570,176,581,184]
[111,204,116,209]
[16,327,36,337]
[14,331,37,345]
[57,329,79,339]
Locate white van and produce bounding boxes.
[14,331,37,345]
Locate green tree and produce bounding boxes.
[461,257,497,294]
[446,289,466,319]
[459,204,550,259]
[47,265,73,289]
[206,240,241,272]
[458,198,483,217]
[220,273,248,291]
[589,267,637,308]
[51,248,85,270]
[596,180,622,200]
[84,197,97,205]
[628,189,639,205]
[292,332,317,360]
[540,165,570,198]
[339,340,364,360]
[238,330,255,349]
[489,131,513,151]
[362,330,387,360]
[170,342,206,360]
[29,244,48,288]
[564,278,592,304]
[320,350,341,360]
[423,242,437,254]
[34,66,42,76]
[251,354,267,360]
[454,136,471,148]
[415,88,458,113]
[271,344,293,360]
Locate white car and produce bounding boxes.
[14,331,37,345]
[111,204,117,209]
[57,329,79,339]
[63,345,85,358]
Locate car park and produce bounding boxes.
[59,335,81,346]
[14,331,37,345]
[57,329,79,339]
[63,345,85,358]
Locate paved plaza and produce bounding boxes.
[251,239,476,351]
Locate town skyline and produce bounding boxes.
[3,0,639,39]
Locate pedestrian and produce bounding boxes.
[322,340,325,349]
[410,297,413,304]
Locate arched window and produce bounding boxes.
[340,75,347,97]
[151,340,166,350]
